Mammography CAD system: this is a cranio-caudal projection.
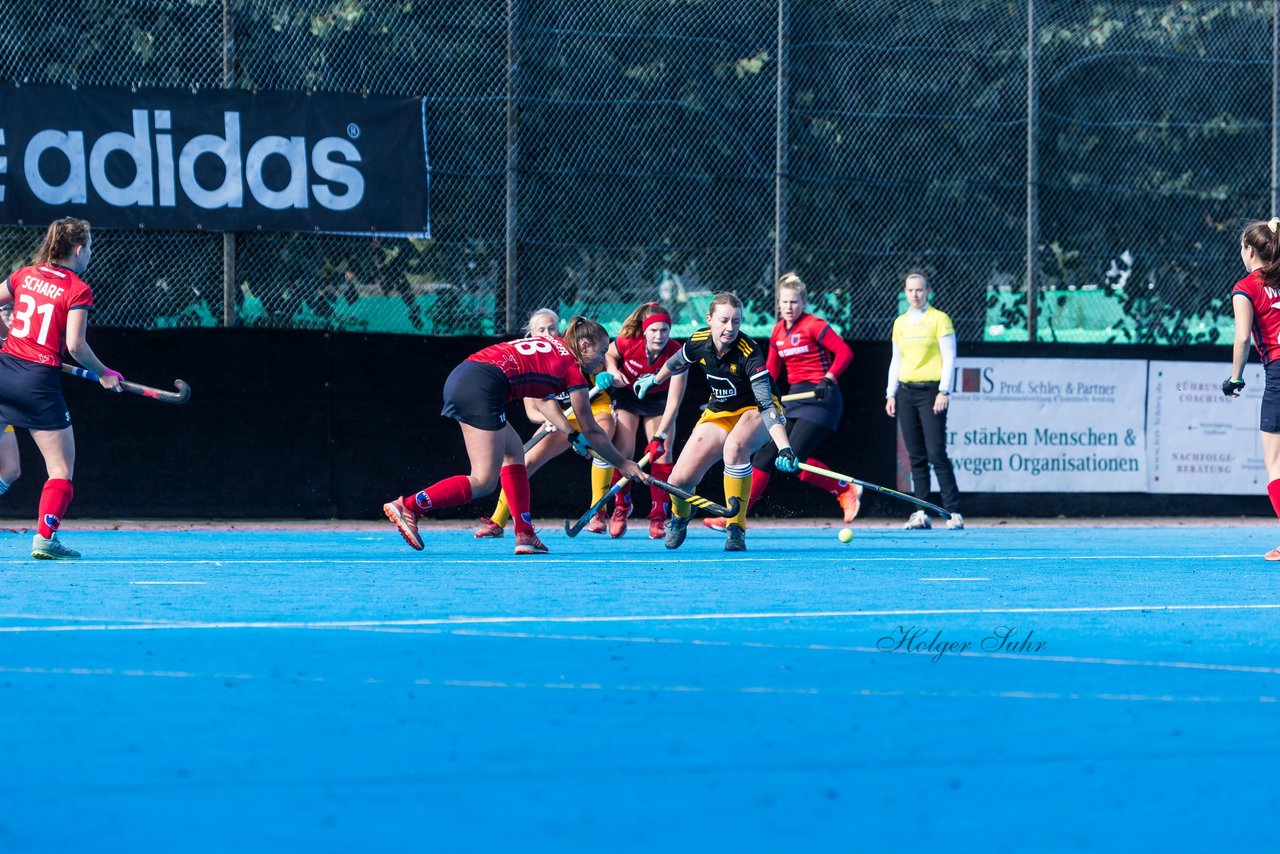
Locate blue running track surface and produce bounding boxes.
[2,522,1279,851]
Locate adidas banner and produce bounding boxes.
[0,83,429,237]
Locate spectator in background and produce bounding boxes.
[1226,217,1280,560]
[885,270,964,530]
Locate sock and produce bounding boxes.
[489,492,511,527]
[610,468,633,510]
[407,475,472,514]
[591,459,614,506]
[500,464,534,535]
[0,477,10,496]
[747,466,771,513]
[37,478,74,539]
[724,462,752,529]
[649,462,673,518]
[798,456,843,495]
[671,494,691,519]
[1268,479,1280,520]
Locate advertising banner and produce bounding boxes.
[943,357,1147,492]
[0,83,429,236]
[1146,360,1266,494]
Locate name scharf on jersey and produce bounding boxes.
[17,276,66,299]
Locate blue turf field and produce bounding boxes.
[2,523,1279,851]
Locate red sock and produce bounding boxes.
[746,467,771,513]
[1268,479,1280,520]
[650,462,674,517]
[37,478,74,539]
[406,475,472,514]
[798,456,844,495]
[500,464,534,535]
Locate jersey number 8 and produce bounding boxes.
[10,294,55,346]
[513,338,555,356]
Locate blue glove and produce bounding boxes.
[567,430,592,458]
[774,447,799,474]
[633,373,657,399]
[1222,378,1246,398]
[594,372,615,393]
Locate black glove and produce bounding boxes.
[1222,378,1246,398]
[774,447,799,474]
[813,377,837,400]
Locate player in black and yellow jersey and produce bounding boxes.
[634,292,798,551]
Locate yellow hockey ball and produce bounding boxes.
[838,527,854,543]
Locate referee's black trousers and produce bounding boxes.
[895,383,962,513]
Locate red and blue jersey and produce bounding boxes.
[1233,270,1280,365]
[766,312,852,384]
[2,264,94,368]
[467,337,589,402]
[614,334,682,393]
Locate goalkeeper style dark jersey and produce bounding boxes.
[679,327,775,413]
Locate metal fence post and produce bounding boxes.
[1025,0,1039,340]
[773,0,789,284]
[504,0,520,336]
[222,0,237,327]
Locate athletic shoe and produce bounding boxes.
[648,516,666,539]
[702,516,728,531]
[514,531,549,555]
[904,510,931,530]
[945,513,965,530]
[609,501,633,538]
[1266,546,1280,561]
[584,507,608,534]
[664,515,690,549]
[837,483,863,523]
[383,498,424,550]
[474,517,504,538]
[31,533,80,560]
[724,524,746,552]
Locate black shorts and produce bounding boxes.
[1261,360,1280,432]
[440,361,510,431]
[0,353,71,430]
[612,386,669,418]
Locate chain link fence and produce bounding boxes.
[1,0,1275,342]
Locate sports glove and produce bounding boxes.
[633,373,657,399]
[1222,377,1246,398]
[566,430,593,459]
[774,447,799,474]
[813,377,837,400]
[594,372,615,393]
[644,433,666,459]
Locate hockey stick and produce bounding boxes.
[61,364,191,404]
[796,461,952,520]
[647,477,740,519]
[524,385,605,452]
[563,451,653,537]
[780,391,816,402]
[575,446,738,519]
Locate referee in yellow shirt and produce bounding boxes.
[884,270,964,530]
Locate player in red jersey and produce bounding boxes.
[704,272,859,530]
[1227,217,1280,560]
[0,218,123,559]
[383,316,646,554]
[598,302,688,538]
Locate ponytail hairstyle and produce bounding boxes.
[619,302,674,339]
[776,270,809,312]
[706,291,742,321]
[563,315,608,372]
[1241,218,1280,290]
[34,217,91,267]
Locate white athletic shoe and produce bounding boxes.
[904,510,932,530]
[32,533,81,560]
[945,513,965,530]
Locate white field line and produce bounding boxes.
[5,601,1280,634]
